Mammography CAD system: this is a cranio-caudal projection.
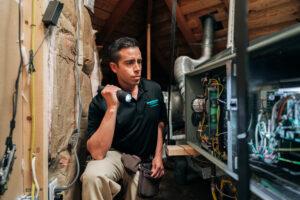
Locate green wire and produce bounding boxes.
[278,157,300,165]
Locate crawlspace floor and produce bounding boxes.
[152,159,212,200]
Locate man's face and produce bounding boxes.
[110,47,142,88]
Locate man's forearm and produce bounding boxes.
[154,122,164,158]
[87,107,118,160]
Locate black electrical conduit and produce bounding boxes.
[234,0,251,199]
[166,0,177,145]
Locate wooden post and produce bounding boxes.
[0,0,47,199]
[0,1,24,199]
[22,0,47,199]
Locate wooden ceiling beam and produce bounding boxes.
[249,20,299,40]
[248,0,297,12]
[248,2,300,29]
[164,0,199,57]
[220,0,229,12]
[94,0,119,12]
[185,4,223,20]
[180,0,221,15]
[94,7,111,20]
[92,15,106,27]
[152,10,170,25]
[100,0,135,43]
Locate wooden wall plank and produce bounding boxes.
[22,0,47,199]
[0,1,24,198]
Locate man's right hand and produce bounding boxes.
[101,84,121,110]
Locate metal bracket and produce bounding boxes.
[0,144,16,195]
[230,98,238,111]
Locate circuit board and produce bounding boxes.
[190,69,228,162]
[249,87,300,184]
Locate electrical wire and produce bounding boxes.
[277,97,290,122]
[217,99,226,105]
[215,183,237,199]
[10,0,24,139]
[250,163,300,188]
[23,28,50,68]
[30,0,37,198]
[211,183,218,200]
[275,148,300,152]
[5,0,24,144]
[278,157,300,165]
[31,155,39,200]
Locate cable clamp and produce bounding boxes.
[28,50,36,74]
[237,132,247,139]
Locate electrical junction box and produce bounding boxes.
[42,0,64,27]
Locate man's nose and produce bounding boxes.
[133,62,141,71]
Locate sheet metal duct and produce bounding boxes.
[174,16,215,100]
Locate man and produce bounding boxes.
[81,37,167,200]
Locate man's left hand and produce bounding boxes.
[151,156,164,178]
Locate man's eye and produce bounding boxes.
[125,61,134,65]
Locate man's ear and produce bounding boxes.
[109,62,118,74]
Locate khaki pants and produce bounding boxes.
[81,151,141,200]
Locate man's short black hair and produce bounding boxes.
[109,37,140,63]
[101,37,140,85]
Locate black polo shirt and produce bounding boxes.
[86,78,167,159]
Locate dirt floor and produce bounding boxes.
[112,157,213,200]
[152,159,213,200]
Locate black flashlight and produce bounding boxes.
[98,86,132,103]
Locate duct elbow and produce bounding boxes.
[174,15,215,100]
[174,56,193,101]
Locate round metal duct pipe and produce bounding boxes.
[174,16,215,101]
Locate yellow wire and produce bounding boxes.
[218,84,224,98]
[30,0,37,199]
[211,183,218,200]
[209,78,219,83]
[208,79,225,157]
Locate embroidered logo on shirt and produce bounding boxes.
[146,99,159,108]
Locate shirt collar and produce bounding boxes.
[138,78,147,99]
